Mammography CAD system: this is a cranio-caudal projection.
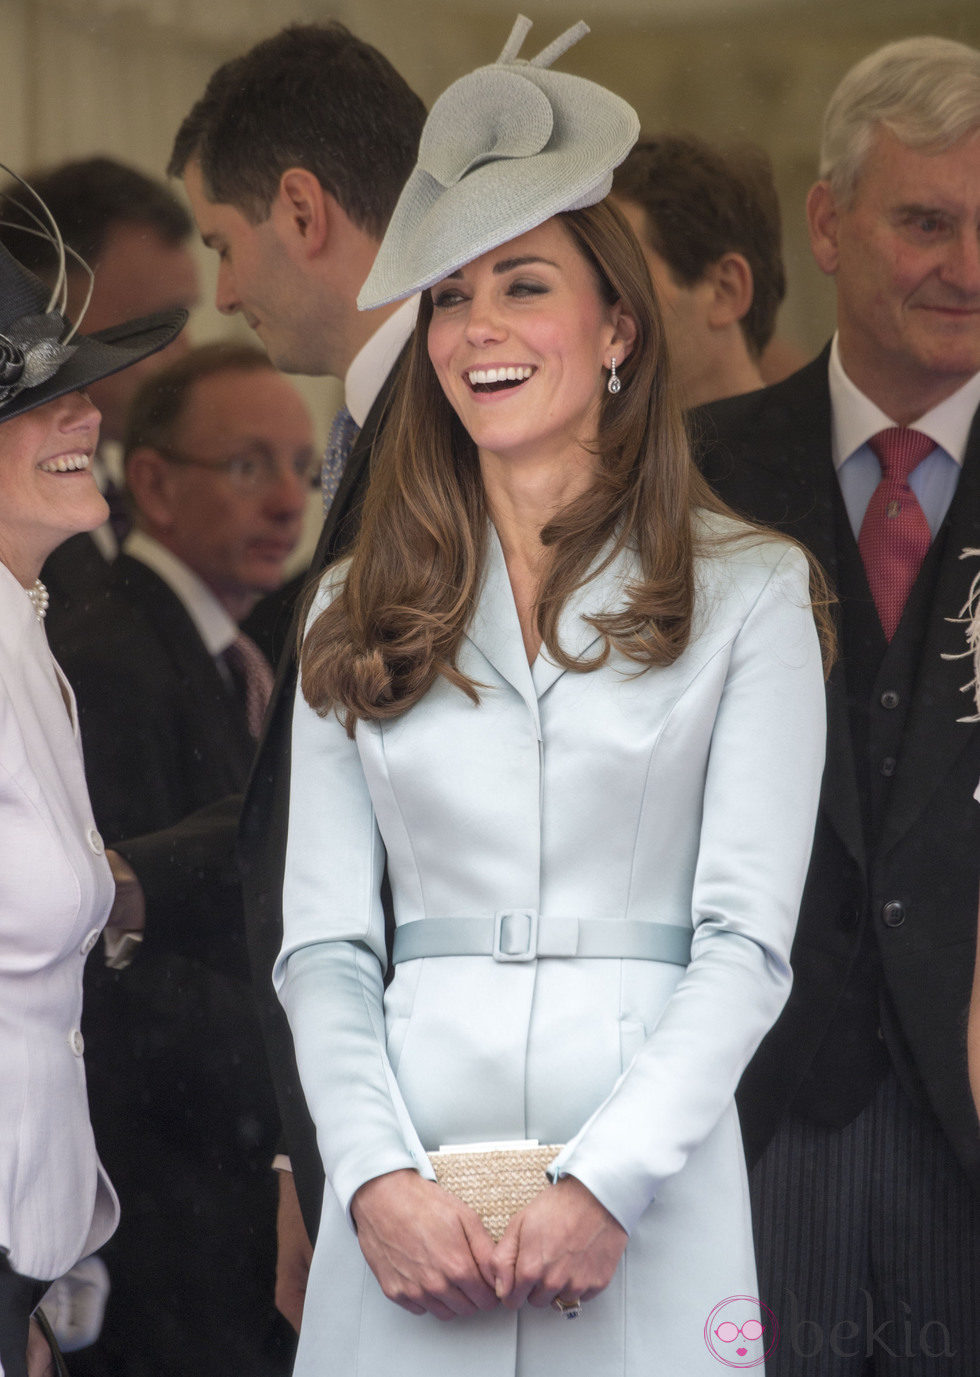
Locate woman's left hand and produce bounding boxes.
[490,1174,628,1312]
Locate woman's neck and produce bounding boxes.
[480,445,596,664]
[0,540,42,590]
[480,445,593,558]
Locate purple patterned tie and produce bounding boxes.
[224,631,274,738]
[322,404,360,515]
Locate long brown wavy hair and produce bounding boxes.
[302,199,831,733]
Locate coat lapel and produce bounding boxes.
[313,352,408,571]
[879,416,980,855]
[111,556,255,782]
[464,525,643,728]
[464,528,541,728]
[698,352,866,876]
[782,383,868,879]
[532,543,634,698]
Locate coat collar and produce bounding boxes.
[697,351,863,871]
[464,524,633,725]
[109,555,255,768]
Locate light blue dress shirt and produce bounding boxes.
[828,335,980,540]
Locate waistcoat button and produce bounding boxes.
[880,690,900,710]
[881,900,905,928]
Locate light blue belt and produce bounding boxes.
[392,911,693,966]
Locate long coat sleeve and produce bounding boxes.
[275,514,826,1376]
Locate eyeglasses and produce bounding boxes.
[156,444,321,492]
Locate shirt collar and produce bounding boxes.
[344,296,418,428]
[123,530,239,656]
[829,332,980,471]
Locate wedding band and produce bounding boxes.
[552,1296,582,1319]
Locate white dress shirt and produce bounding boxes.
[343,297,418,426]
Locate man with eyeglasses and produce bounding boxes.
[57,341,312,837]
[50,342,312,1377]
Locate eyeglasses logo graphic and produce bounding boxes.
[704,1296,779,1368]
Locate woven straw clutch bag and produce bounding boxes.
[428,1140,563,1242]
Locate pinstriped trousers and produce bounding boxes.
[749,1073,980,1375]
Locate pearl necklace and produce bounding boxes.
[27,577,49,622]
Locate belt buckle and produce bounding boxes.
[493,909,539,962]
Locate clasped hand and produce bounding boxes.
[350,1169,627,1321]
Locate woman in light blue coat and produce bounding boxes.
[275,18,829,1376]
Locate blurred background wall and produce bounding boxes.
[3,0,980,420]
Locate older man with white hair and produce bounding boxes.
[698,35,980,1374]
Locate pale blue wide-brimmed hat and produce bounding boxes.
[357,15,640,310]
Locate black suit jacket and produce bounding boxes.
[240,369,401,1239]
[695,351,980,1193]
[56,555,254,836]
[50,556,290,1376]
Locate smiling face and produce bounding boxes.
[0,390,105,584]
[809,125,980,422]
[426,218,636,484]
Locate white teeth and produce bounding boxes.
[39,453,90,474]
[467,366,533,386]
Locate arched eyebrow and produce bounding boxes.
[441,255,560,281]
[492,255,559,274]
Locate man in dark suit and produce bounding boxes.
[696,36,980,1372]
[51,343,314,1376]
[167,22,427,1332]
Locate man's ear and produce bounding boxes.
[275,168,331,258]
[807,179,841,276]
[125,449,177,533]
[704,253,754,329]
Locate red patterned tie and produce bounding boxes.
[225,631,274,738]
[857,427,934,641]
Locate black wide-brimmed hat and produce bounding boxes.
[0,169,186,422]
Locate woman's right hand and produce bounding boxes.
[350,1169,499,1320]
